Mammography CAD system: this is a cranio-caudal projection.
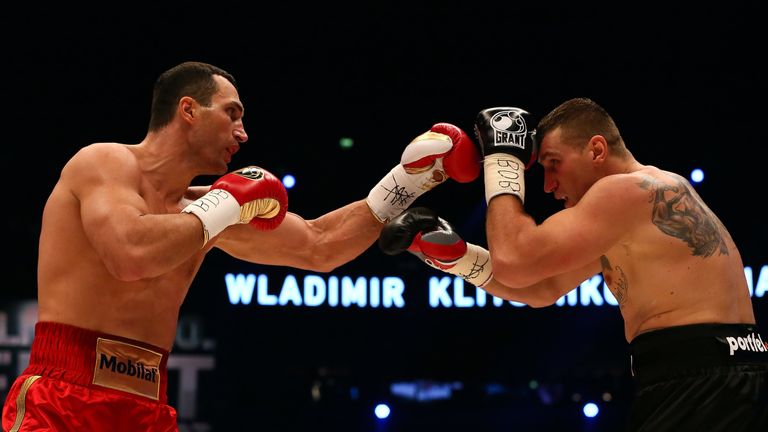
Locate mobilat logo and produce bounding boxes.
[99,354,158,382]
[223,265,768,309]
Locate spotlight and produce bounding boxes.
[583,402,599,418]
[374,403,391,419]
[282,174,296,189]
[690,168,704,184]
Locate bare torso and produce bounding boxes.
[601,167,754,341]
[36,144,208,350]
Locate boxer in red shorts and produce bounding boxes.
[3,322,176,431]
[2,61,481,430]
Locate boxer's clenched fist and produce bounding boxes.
[475,107,538,204]
[378,207,493,287]
[366,123,481,223]
[182,166,288,245]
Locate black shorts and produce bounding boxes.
[626,323,768,432]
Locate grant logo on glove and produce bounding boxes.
[475,107,538,169]
[488,108,535,151]
[476,107,538,204]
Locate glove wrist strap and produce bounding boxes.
[182,189,241,246]
[366,162,444,223]
[439,243,493,288]
[483,153,525,204]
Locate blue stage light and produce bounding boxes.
[282,174,296,189]
[374,403,391,419]
[583,402,599,418]
[690,168,704,183]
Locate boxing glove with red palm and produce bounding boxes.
[378,207,493,287]
[182,166,288,245]
[366,123,481,223]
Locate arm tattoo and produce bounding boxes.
[600,255,628,308]
[637,176,728,257]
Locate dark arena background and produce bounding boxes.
[2,3,766,431]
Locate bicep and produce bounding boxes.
[533,205,620,269]
[521,179,647,280]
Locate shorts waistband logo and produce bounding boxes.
[93,337,163,400]
[98,354,158,382]
[725,332,767,356]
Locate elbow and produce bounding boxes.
[496,288,557,309]
[492,289,554,309]
[100,227,171,281]
[101,248,156,281]
[307,262,339,274]
[527,298,557,308]
[103,257,144,281]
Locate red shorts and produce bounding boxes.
[2,321,178,432]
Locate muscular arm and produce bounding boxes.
[481,258,602,307]
[214,199,383,272]
[70,145,205,281]
[487,175,646,288]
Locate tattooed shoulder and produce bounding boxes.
[635,174,729,258]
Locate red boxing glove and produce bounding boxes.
[182,166,288,245]
[402,123,481,183]
[367,123,481,223]
[210,167,288,230]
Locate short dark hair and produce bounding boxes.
[147,61,237,131]
[537,97,628,156]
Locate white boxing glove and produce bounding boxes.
[366,123,480,223]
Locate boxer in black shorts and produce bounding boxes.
[379,98,768,430]
[627,323,767,431]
